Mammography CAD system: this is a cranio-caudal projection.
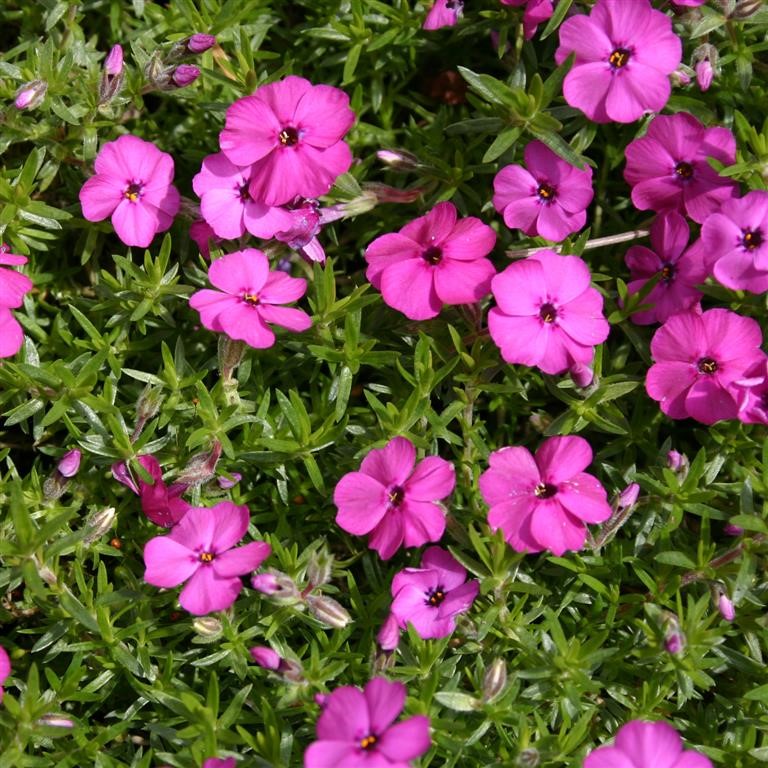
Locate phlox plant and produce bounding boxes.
[1,1,768,767]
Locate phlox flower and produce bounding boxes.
[702,190,768,293]
[0,645,10,703]
[202,759,236,768]
[390,546,479,639]
[624,112,738,223]
[479,435,612,556]
[275,198,326,263]
[624,212,706,325]
[488,249,609,375]
[192,152,294,240]
[423,0,463,30]
[584,720,712,768]
[0,244,33,359]
[493,140,593,242]
[555,0,682,123]
[334,436,456,560]
[189,248,312,349]
[79,135,181,247]
[735,357,768,425]
[143,501,271,615]
[500,0,553,40]
[364,201,496,321]
[219,76,354,206]
[646,308,765,425]
[304,677,430,767]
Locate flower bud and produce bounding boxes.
[218,336,246,382]
[617,482,640,510]
[314,693,328,708]
[376,149,420,170]
[664,630,685,655]
[250,646,281,670]
[104,44,124,76]
[217,472,242,489]
[175,441,222,486]
[187,33,217,53]
[517,749,540,767]
[306,594,352,629]
[666,450,689,479]
[14,80,47,110]
[716,590,736,622]
[730,0,763,19]
[695,59,713,91]
[377,613,401,652]
[58,449,82,478]
[171,64,200,88]
[569,362,594,388]
[193,616,223,638]
[306,550,334,588]
[363,183,423,205]
[83,507,117,544]
[724,522,744,536]
[38,715,75,729]
[251,570,300,599]
[671,67,692,87]
[482,658,507,703]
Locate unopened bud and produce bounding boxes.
[250,646,305,681]
[569,362,594,388]
[666,450,689,479]
[193,616,223,638]
[136,385,165,426]
[250,646,281,670]
[104,44,124,76]
[306,594,352,629]
[377,613,401,652]
[482,658,507,703]
[171,64,200,88]
[15,80,47,110]
[376,149,420,171]
[729,0,763,19]
[251,570,299,599]
[217,472,242,489]
[175,441,222,486]
[58,449,82,478]
[314,693,328,708]
[517,749,540,768]
[671,67,693,87]
[38,715,75,729]
[695,59,713,91]
[187,33,217,53]
[664,630,685,654]
[99,45,125,106]
[364,183,424,205]
[83,506,117,544]
[715,589,736,622]
[724,522,744,536]
[306,550,334,588]
[617,482,640,510]
[218,336,246,382]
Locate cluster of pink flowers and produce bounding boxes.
[0,244,33,358]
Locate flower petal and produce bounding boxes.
[364,678,405,734]
[213,541,271,578]
[179,568,242,615]
[143,536,198,588]
[317,686,369,740]
[334,473,388,535]
[376,716,431,762]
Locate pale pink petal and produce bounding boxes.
[491,258,546,316]
[650,313,705,362]
[391,568,438,599]
[556,15,611,64]
[584,746,636,768]
[293,85,355,148]
[360,437,416,486]
[242,202,294,239]
[440,217,497,261]
[179,568,242,615]
[713,250,768,294]
[189,291,239,332]
[481,447,539,501]
[535,203,579,242]
[535,435,592,483]
[368,514,404,560]
[258,305,312,333]
[500,196,541,235]
[438,580,479,618]
[493,164,537,213]
[79,175,123,221]
[0,270,33,309]
[192,152,245,197]
[646,362,698,419]
[405,456,455,501]
[334,473,388,534]
[702,308,762,363]
[530,251,592,304]
[674,752,714,768]
[256,75,313,124]
[215,303,276,348]
[365,233,422,287]
[557,473,612,523]
[213,541,270,578]
[530,500,586,555]
[364,678,405,733]
[0,252,27,266]
[379,259,442,320]
[169,505,217,550]
[632,176,684,215]
[605,67,671,123]
[143,537,198,587]
[317,686,369,740]
[614,721,683,768]
[376,716,431,762]
[433,258,495,304]
[557,291,610,346]
[487,498,541,553]
[247,145,331,207]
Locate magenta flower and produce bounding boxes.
[390,547,479,639]
[584,720,712,768]
[193,152,294,240]
[0,645,10,703]
[423,0,463,30]
[479,436,612,556]
[189,249,312,349]
[202,759,236,768]
[304,678,430,767]
[736,358,768,425]
[488,250,609,375]
[334,436,456,560]
[144,501,270,615]
[364,201,496,321]
[57,449,82,479]
[79,135,181,248]
[645,308,765,425]
[493,141,593,242]
[499,0,553,40]
[702,190,768,293]
[624,212,707,325]
[219,76,354,206]
[275,198,326,263]
[624,113,738,223]
[0,245,32,359]
[555,0,682,123]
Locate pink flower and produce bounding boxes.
[304,678,430,767]
[624,113,738,224]
[0,645,10,703]
[493,141,593,242]
[275,198,326,263]
[624,212,707,325]
[250,646,281,670]
[364,201,496,321]
[488,250,609,375]
[0,245,32,359]
[584,720,712,768]
[736,358,768,425]
[202,759,236,768]
[702,190,768,293]
[377,613,401,651]
[104,44,123,76]
[112,455,191,528]
[333,436,456,560]
[189,249,312,349]
[390,547,479,639]
[79,135,181,247]
[499,0,553,40]
[143,501,271,615]
[645,308,765,425]
[57,449,82,478]
[555,0,682,123]
[717,592,735,622]
[423,0,463,30]
[192,152,294,239]
[479,435,612,556]
[219,76,354,206]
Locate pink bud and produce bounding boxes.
[306,594,351,629]
[314,693,328,708]
[375,149,419,170]
[217,472,242,489]
[376,614,401,652]
[187,34,216,53]
[250,646,281,670]
[171,64,200,88]
[251,570,299,599]
[717,592,735,622]
[14,80,47,110]
[671,68,692,87]
[617,482,640,510]
[104,44,123,76]
[38,715,75,728]
[569,362,594,388]
[724,522,744,536]
[111,460,140,494]
[202,759,236,768]
[695,59,713,91]
[666,450,687,472]
[251,573,279,594]
[664,631,685,655]
[57,449,82,478]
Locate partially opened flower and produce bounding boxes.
[423,0,463,30]
[624,113,738,223]
[624,212,706,325]
[500,0,554,40]
[79,135,181,247]
[493,140,593,242]
[646,308,765,424]
[555,0,682,123]
[0,645,10,703]
[304,678,430,767]
[189,248,312,349]
[219,76,354,206]
[275,198,326,263]
[143,501,271,615]
[334,436,456,560]
[488,250,609,375]
[364,201,496,321]
[390,547,479,639]
[584,720,713,768]
[479,435,612,556]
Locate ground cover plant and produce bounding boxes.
[1,0,768,765]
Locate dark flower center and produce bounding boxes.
[427,588,446,607]
[446,0,462,8]
[239,182,251,201]
[124,182,143,202]
[360,735,378,751]
[674,161,694,180]
[279,126,300,146]
[661,263,675,283]
[243,292,260,305]
[422,246,443,265]
[742,228,763,251]
[537,182,556,202]
[609,48,631,69]
[697,357,718,374]
[534,482,557,499]
[539,303,557,323]
[389,485,405,506]
[199,551,215,563]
